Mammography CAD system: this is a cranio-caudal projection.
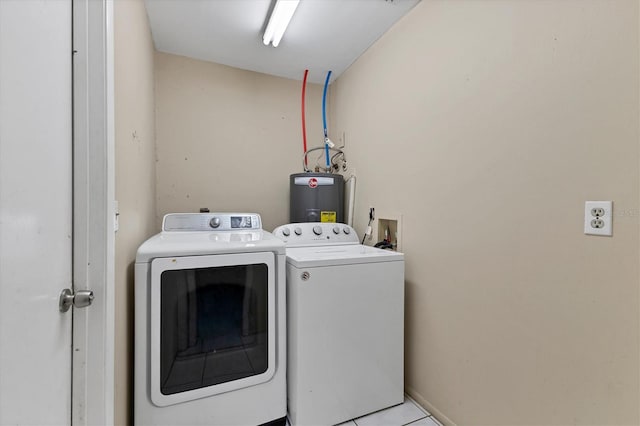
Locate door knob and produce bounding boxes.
[59,288,94,312]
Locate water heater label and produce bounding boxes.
[294,177,335,187]
[321,211,337,222]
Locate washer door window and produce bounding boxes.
[149,252,276,407]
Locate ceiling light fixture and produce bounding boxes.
[263,0,300,47]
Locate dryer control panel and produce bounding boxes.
[163,213,262,232]
[273,223,359,246]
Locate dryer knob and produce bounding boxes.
[333,226,340,235]
[313,226,323,236]
[282,227,290,237]
[294,227,302,236]
[343,227,351,235]
[209,217,221,228]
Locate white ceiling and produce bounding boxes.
[144,0,420,84]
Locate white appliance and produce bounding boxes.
[135,213,287,426]
[273,222,405,426]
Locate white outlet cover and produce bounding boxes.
[584,201,612,236]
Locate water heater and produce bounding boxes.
[290,173,344,223]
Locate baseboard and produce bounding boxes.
[405,386,457,426]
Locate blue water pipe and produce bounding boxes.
[322,70,332,170]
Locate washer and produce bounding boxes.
[135,213,287,426]
[273,222,405,426]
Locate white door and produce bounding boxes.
[0,1,114,424]
[0,0,73,424]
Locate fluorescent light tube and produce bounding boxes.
[263,0,300,47]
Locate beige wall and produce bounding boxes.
[332,1,640,425]
[114,0,157,424]
[155,52,326,231]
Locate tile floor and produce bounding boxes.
[287,395,443,426]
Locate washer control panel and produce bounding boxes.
[273,223,359,246]
[163,213,262,232]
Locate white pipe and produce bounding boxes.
[344,175,356,227]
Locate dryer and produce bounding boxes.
[273,222,405,426]
[135,213,286,426]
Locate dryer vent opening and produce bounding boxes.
[290,173,344,223]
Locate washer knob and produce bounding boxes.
[343,227,351,235]
[209,217,221,228]
[333,226,340,235]
[294,227,302,236]
[313,226,323,236]
[282,227,290,237]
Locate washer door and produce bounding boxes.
[149,252,276,407]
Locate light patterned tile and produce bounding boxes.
[406,416,441,426]
[354,397,427,426]
[405,395,431,416]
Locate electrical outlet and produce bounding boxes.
[584,201,612,236]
